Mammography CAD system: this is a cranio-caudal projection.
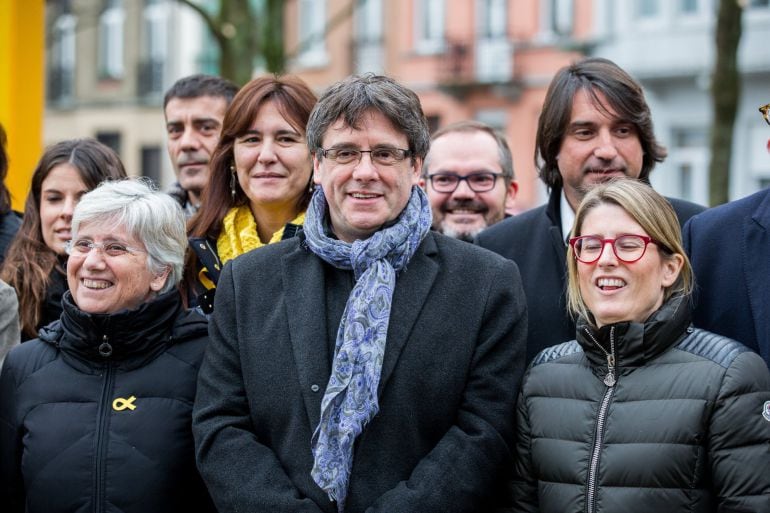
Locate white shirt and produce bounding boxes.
[560,190,576,245]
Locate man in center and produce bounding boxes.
[193,74,526,513]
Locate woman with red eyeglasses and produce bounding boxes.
[509,178,770,513]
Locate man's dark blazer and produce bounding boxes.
[683,187,770,367]
[193,231,527,513]
[476,185,705,363]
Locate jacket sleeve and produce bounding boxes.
[0,350,26,513]
[709,349,770,511]
[365,259,527,512]
[511,382,538,513]
[0,283,20,369]
[192,263,326,513]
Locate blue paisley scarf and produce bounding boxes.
[304,185,432,511]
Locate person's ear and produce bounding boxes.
[661,253,684,288]
[150,267,171,292]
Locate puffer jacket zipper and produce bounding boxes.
[586,383,614,513]
[585,327,616,513]
[93,334,114,513]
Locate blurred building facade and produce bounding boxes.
[590,0,770,205]
[43,0,770,209]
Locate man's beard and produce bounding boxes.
[440,223,485,243]
[436,199,491,242]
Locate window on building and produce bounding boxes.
[541,0,574,37]
[49,6,77,103]
[354,0,384,74]
[297,0,327,67]
[141,145,163,187]
[96,131,122,157]
[139,0,168,95]
[475,109,507,132]
[670,127,708,204]
[678,0,699,14]
[414,0,445,54]
[478,0,506,38]
[99,0,125,80]
[637,0,660,17]
[476,0,511,82]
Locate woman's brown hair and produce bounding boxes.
[0,139,126,338]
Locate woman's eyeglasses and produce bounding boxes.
[65,239,146,258]
[569,234,661,264]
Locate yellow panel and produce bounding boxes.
[0,0,44,212]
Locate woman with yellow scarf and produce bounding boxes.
[185,76,318,312]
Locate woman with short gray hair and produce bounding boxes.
[0,179,215,513]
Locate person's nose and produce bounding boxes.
[61,196,77,220]
[179,127,201,150]
[593,130,618,161]
[451,178,476,199]
[351,153,378,181]
[596,240,618,266]
[258,138,278,164]
[81,245,108,269]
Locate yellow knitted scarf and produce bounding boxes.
[217,205,306,265]
[197,206,305,290]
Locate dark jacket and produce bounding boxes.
[0,290,215,513]
[476,185,705,362]
[193,232,527,513]
[512,296,770,513]
[683,187,770,366]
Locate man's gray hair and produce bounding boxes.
[71,178,187,293]
[306,73,430,160]
[423,120,515,182]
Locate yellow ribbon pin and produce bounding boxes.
[112,396,137,411]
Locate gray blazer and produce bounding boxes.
[193,232,527,513]
[0,280,20,370]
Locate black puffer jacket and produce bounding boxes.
[512,296,770,513]
[0,290,216,513]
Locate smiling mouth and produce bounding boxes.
[446,209,483,215]
[82,279,113,290]
[596,278,626,291]
[350,192,380,199]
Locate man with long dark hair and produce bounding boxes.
[477,58,705,362]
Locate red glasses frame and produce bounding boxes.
[569,234,659,264]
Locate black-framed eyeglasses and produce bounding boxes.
[760,103,770,126]
[569,234,660,264]
[65,239,146,258]
[427,172,505,193]
[317,147,412,166]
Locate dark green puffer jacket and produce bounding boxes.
[512,296,770,513]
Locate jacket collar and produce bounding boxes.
[43,290,187,369]
[576,295,692,370]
